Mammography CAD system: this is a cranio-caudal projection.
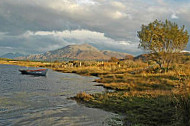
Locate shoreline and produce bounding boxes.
[0,60,190,125]
[0,63,122,126]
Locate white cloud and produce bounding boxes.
[24,30,106,40]
[14,29,141,54]
[171,13,179,19]
[76,0,96,5]
[119,41,130,46]
[0,0,190,55]
[110,1,126,10]
[110,11,127,19]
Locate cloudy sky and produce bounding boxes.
[0,0,190,56]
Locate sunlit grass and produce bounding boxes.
[1,59,190,125]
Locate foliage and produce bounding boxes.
[137,19,189,69]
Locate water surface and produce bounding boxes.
[0,64,117,126]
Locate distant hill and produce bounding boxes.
[134,54,149,61]
[134,52,190,62]
[0,53,25,59]
[17,44,133,61]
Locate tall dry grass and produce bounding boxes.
[173,69,190,126]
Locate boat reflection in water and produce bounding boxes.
[19,69,48,76]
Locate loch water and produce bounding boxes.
[0,64,117,126]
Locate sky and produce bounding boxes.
[0,0,190,56]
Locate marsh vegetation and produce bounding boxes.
[1,57,190,125]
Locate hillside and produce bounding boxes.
[17,44,132,61]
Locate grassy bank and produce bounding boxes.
[74,92,177,125]
[1,59,190,125]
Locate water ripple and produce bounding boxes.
[0,64,117,126]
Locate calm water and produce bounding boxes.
[0,64,118,126]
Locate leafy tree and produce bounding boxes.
[137,19,189,70]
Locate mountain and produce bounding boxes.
[17,44,132,61]
[0,53,25,59]
[134,54,149,61]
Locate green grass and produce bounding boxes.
[74,92,178,126]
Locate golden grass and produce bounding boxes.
[1,59,190,125]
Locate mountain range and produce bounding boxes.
[0,53,25,59]
[16,44,133,61]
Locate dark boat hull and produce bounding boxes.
[19,69,48,76]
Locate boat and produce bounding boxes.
[19,69,48,76]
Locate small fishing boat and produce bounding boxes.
[19,69,48,76]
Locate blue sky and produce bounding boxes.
[0,0,190,56]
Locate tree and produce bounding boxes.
[137,19,189,70]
